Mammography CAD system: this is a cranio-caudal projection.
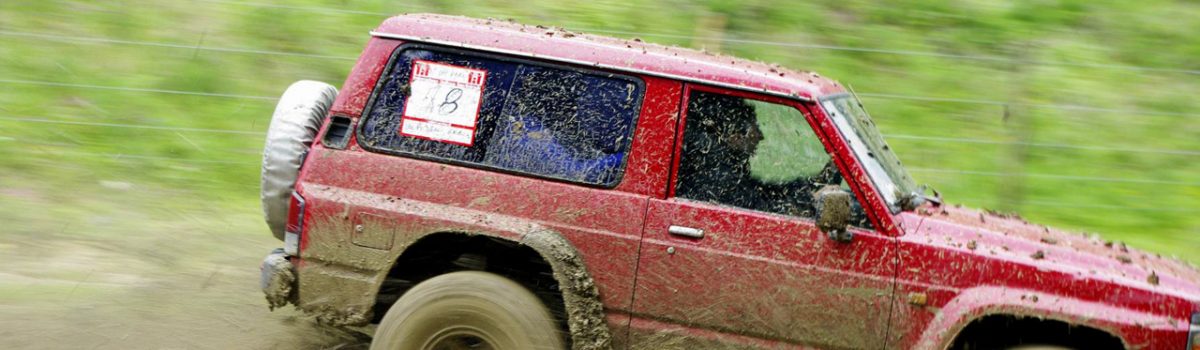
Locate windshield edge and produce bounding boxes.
[818,93,918,213]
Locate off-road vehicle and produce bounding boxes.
[258,14,1200,350]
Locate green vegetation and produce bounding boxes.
[1,0,1196,263]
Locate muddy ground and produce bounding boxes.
[0,178,372,349]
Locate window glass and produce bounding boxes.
[359,47,644,186]
[675,90,871,228]
[820,95,916,209]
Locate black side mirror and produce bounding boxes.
[814,185,853,243]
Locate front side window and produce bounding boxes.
[359,46,644,187]
[675,90,870,228]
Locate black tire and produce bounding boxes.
[261,80,337,240]
[370,271,564,350]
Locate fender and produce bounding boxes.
[292,185,613,350]
[376,230,613,350]
[912,286,1183,350]
[520,230,611,350]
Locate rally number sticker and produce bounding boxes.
[399,60,487,146]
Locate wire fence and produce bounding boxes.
[2,0,1196,218]
[1,73,1195,157]
[907,168,1199,187]
[945,196,1200,213]
[11,140,1195,213]
[0,78,277,100]
[4,112,1195,158]
[0,117,265,136]
[5,26,1200,120]
[881,134,1199,157]
[3,107,1194,188]
[0,30,358,61]
[196,0,1200,76]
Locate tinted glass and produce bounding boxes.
[360,47,644,186]
[821,95,916,208]
[676,90,872,228]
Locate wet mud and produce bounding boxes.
[630,329,761,350]
[291,194,613,349]
[292,215,401,327]
[521,230,612,350]
[924,204,1200,286]
[262,253,296,310]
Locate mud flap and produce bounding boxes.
[261,248,297,310]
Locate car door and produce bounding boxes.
[629,85,897,349]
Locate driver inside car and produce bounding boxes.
[675,92,840,219]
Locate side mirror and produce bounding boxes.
[814,186,853,243]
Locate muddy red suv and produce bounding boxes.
[257,14,1200,350]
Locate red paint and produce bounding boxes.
[890,206,1199,349]
[288,14,1200,349]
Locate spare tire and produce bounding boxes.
[261,80,338,241]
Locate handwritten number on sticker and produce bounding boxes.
[401,61,485,145]
[439,88,462,115]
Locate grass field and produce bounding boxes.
[3,0,1194,261]
[1,1,1196,348]
[1,4,1197,346]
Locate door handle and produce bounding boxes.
[668,225,704,239]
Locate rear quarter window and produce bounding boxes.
[359,45,645,187]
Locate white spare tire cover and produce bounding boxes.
[261,80,338,241]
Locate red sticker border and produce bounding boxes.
[398,60,488,147]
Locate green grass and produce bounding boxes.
[0,0,1196,263]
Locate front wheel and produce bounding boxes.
[370,271,564,350]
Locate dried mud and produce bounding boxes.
[262,253,296,310]
[630,329,762,350]
[925,205,1200,288]
[292,215,402,327]
[292,199,613,349]
[521,230,612,350]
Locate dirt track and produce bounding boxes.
[0,182,371,349]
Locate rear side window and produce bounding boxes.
[359,46,645,187]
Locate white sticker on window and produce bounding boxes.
[399,118,475,145]
[399,60,487,146]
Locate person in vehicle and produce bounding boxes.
[675,92,836,218]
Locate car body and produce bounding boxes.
[259,14,1200,349]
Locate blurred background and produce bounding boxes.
[1,0,1197,348]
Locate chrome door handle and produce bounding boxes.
[668,225,704,238]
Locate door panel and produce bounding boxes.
[632,199,894,349]
[630,85,896,349]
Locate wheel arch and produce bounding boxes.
[912,286,1145,350]
[376,229,612,350]
[947,313,1125,350]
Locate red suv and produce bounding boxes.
[257,14,1200,350]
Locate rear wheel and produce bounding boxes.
[370,271,564,350]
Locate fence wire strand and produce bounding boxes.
[0,30,358,60]
[0,78,277,100]
[3,1,1196,215]
[0,117,265,136]
[5,27,1198,118]
[194,0,1200,76]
